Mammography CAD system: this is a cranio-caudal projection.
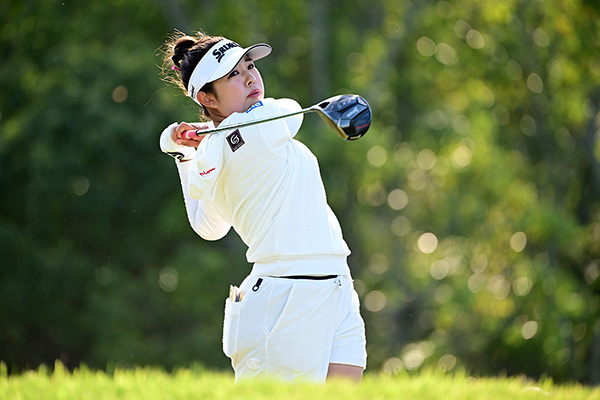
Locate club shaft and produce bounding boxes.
[189,107,314,137]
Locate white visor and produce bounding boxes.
[187,39,271,105]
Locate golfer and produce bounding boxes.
[159,31,367,382]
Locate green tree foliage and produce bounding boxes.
[0,0,598,384]
[343,0,600,383]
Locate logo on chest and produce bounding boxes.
[226,129,245,152]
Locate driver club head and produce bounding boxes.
[311,94,372,140]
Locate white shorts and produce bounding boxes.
[222,275,367,382]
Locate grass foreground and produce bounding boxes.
[1,362,598,400]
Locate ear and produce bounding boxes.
[197,91,217,109]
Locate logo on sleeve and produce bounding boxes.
[226,129,245,152]
[199,167,216,177]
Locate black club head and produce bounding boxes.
[312,94,372,140]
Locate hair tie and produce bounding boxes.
[171,65,181,71]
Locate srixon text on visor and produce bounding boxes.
[213,42,241,62]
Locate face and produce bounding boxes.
[201,56,264,122]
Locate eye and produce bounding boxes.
[247,62,255,70]
[228,70,239,78]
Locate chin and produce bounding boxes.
[247,98,263,108]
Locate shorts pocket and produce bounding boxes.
[264,284,294,335]
[222,298,242,358]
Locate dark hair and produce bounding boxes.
[161,31,225,118]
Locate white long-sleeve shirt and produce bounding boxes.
[176,98,351,277]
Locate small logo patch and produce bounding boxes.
[227,129,245,152]
[246,101,264,113]
[199,167,216,177]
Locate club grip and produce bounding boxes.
[182,130,199,140]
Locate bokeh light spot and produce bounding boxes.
[510,231,527,252]
[394,143,413,164]
[527,73,544,93]
[418,232,438,254]
[466,29,485,49]
[112,85,129,103]
[346,52,368,73]
[451,146,472,168]
[416,37,436,57]
[435,43,458,66]
[454,20,472,39]
[453,115,471,135]
[468,273,486,293]
[436,1,456,19]
[388,189,408,210]
[488,275,511,300]
[391,216,411,237]
[402,342,435,370]
[434,283,453,303]
[368,252,390,274]
[425,110,449,130]
[73,175,90,196]
[533,28,550,48]
[430,259,450,280]
[382,357,404,375]
[470,253,488,274]
[417,149,437,170]
[513,276,533,296]
[522,321,539,340]
[408,169,428,191]
[159,267,179,292]
[438,354,457,372]
[506,60,523,80]
[365,290,387,312]
[520,114,537,136]
[367,145,388,167]
[403,349,425,370]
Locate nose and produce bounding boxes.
[244,69,256,86]
[246,73,255,86]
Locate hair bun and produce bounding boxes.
[172,37,197,67]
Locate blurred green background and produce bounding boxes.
[1,0,599,384]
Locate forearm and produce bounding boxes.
[176,162,231,240]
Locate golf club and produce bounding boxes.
[182,94,372,141]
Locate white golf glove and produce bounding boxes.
[159,122,196,161]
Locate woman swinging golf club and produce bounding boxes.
[159,31,367,382]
